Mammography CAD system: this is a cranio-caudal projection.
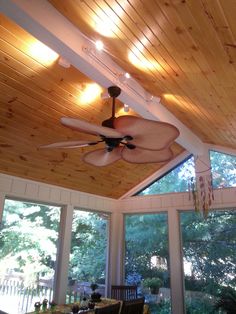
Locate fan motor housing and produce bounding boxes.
[108,86,121,98]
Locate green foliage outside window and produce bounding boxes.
[0,201,108,286]
[69,210,108,284]
[181,210,236,313]
[0,199,60,284]
[125,210,236,313]
[210,150,236,189]
[138,150,236,196]
[138,156,195,196]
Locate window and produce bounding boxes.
[180,210,236,313]
[67,210,109,302]
[125,213,171,313]
[137,156,195,196]
[210,150,236,188]
[0,199,61,314]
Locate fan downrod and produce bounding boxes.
[102,86,121,129]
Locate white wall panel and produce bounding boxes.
[0,176,12,192]
[121,188,236,213]
[25,182,39,198]
[38,185,51,201]
[11,178,26,195]
[0,173,116,212]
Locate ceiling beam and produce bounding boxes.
[1,0,204,155]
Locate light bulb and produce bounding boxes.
[95,40,104,51]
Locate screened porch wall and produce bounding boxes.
[0,172,236,314]
[0,173,117,214]
[119,188,236,314]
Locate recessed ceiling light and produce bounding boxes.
[124,104,129,112]
[95,40,104,51]
[125,72,131,79]
[58,57,71,68]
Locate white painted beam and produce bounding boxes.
[1,0,204,155]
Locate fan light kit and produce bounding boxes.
[41,86,179,167]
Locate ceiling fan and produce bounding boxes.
[41,86,179,166]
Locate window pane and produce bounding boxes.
[125,213,171,313]
[138,156,195,196]
[210,150,236,188]
[0,199,61,314]
[67,210,109,302]
[180,210,236,313]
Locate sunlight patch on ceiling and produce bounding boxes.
[87,1,128,38]
[79,83,102,104]
[163,94,209,119]
[94,16,117,38]
[128,40,162,72]
[163,94,192,111]
[27,40,59,65]
[90,4,121,38]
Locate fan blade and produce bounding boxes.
[83,147,122,166]
[40,140,99,149]
[61,117,123,138]
[114,116,179,150]
[121,147,173,163]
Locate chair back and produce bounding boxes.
[111,285,137,300]
[94,302,121,314]
[120,297,145,314]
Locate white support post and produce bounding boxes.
[168,210,185,314]
[54,204,74,304]
[0,192,6,222]
[194,146,211,177]
[108,211,124,295]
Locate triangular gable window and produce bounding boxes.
[210,150,236,188]
[137,155,195,196]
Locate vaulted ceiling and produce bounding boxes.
[0,0,236,198]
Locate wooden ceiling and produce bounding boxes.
[49,0,236,147]
[0,14,183,198]
[1,0,236,199]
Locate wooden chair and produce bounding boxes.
[111,285,137,300]
[120,297,145,314]
[94,302,121,314]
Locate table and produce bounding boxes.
[27,298,150,314]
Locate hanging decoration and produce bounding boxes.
[189,172,214,218]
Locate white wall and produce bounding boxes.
[0,173,116,214]
[120,187,236,212]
